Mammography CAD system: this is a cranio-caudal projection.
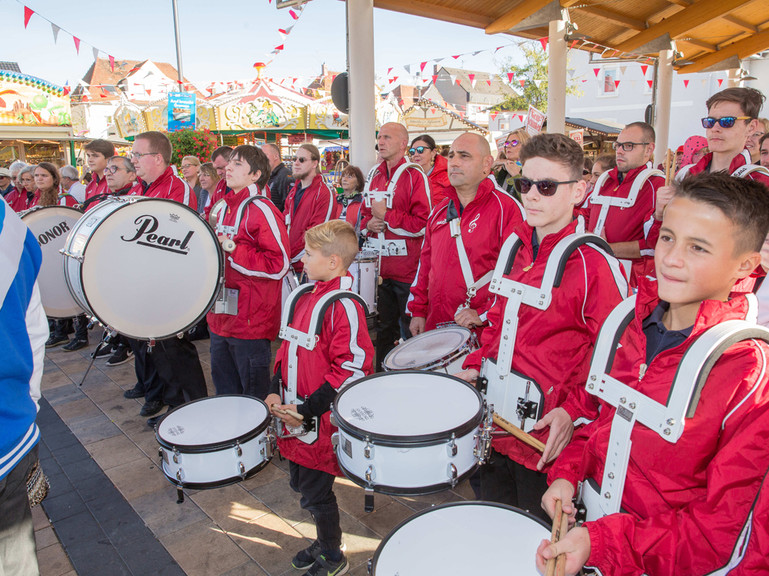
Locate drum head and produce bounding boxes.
[22,206,84,318]
[372,502,549,575]
[80,198,222,339]
[383,326,470,370]
[334,372,482,441]
[156,395,268,449]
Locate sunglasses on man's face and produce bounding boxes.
[408,146,430,155]
[293,156,310,163]
[514,177,577,197]
[701,116,751,129]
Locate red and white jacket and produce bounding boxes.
[284,174,334,274]
[725,465,769,575]
[83,182,143,212]
[204,179,231,220]
[207,185,288,340]
[5,187,24,212]
[15,189,40,211]
[407,177,524,330]
[333,193,364,236]
[84,173,110,204]
[274,274,374,475]
[427,153,451,205]
[586,163,663,285]
[360,158,431,284]
[136,167,196,210]
[463,218,628,471]
[548,278,769,576]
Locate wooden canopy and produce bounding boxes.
[373,0,769,74]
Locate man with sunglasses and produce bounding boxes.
[586,121,664,286]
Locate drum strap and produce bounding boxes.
[215,185,267,237]
[448,200,494,307]
[676,159,769,183]
[590,167,663,237]
[583,294,769,518]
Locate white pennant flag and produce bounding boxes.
[567,69,576,78]
[620,65,628,76]
[450,74,457,84]
[51,23,60,44]
[404,64,411,74]
[93,47,99,61]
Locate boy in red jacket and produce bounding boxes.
[537,173,769,576]
[266,220,373,576]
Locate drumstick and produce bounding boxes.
[555,506,569,576]
[545,500,563,576]
[492,412,546,452]
[270,404,304,421]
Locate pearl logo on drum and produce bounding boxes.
[121,214,195,255]
[37,220,71,246]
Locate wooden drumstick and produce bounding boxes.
[545,500,563,576]
[556,501,569,576]
[270,404,304,421]
[492,412,546,452]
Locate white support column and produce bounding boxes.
[654,49,674,161]
[727,68,740,88]
[346,0,377,171]
[546,19,567,134]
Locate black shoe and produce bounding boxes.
[123,385,145,399]
[62,338,88,352]
[303,554,348,576]
[292,540,321,570]
[140,400,164,417]
[93,345,114,358]
[106,347,133,367]
[147,410,170,428]
[45,334,69,348]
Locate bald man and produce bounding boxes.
[360,122,432,370]
[408,132,524,336]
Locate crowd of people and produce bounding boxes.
[4,85,769,576]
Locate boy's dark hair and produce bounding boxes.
[231,145,270,188]
[595,153,617,171]
[625,121,655,143]
[676,172,769,253]
[211,146,233,163]
[706,87,765,119]
[84,139,115,159]
[520,133,584,180]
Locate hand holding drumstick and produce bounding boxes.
[536,484,592,576]
[265,393,304,428]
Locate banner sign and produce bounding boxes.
[167,92,196,132]
[526,104,546,136]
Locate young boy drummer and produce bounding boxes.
[266,220,374,576]
[455,133,628,520]
[537,173,769,576]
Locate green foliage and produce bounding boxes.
[167,129,217,165]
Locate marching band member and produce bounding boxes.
[133,131,196,210]
[408,134,450,204]
[12,166,37,212]
[83,139,115,204]
[207,145,289,399]
[203,146,233,220]
[455,133,627,520]
[360,122,431,370]
[267,220,373,576]
[81,156,142,212]
[407,132,524,335]
[538,173,769,576]
[332,164,365,238]
[3,161,27,210]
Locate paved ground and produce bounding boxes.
[35,336,474,576]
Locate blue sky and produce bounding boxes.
[2,0,530,88]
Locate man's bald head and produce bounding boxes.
[456,132,491,157]
[378,123,409,163]
[448,132,494,196]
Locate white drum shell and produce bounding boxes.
[382,326,478,375]
[348,252,377,315]
[21,206,84,318]
[371,501,549,575]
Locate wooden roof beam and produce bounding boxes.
[576,6,646,31]
[485,0,556,35]
[666,0,692,7]
[677,38,718,52]
[615,0,749,53]
[721,15,758,33]
[717,31,752,50]
[373,0,492,30]
[678,27,769,73]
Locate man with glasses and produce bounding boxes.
[132,131,196,209]
[204,146,234,219]
[83,139,115,205]
[586,121,664,286]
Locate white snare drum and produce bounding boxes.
[20,206,84,318]
[383,325,478,374]
[348,251,377,316]
[61,197,222,340]
[332,371,485,494]
[155,395,274,488]
[369,501,549,575]
[281,269,299,311]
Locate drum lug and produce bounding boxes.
[329,413,337,427]
[234,441,242,457]
[59,248,84,262]
[364,440,374,460]
[447,463,458,487]
[367,557,373,575]
[176,469,183,483]
[173,448,180,464]
[260,431,275,459]
[446,434,457,458]
[365,465,375,485]
[330,432,339,448]
[238,462,246,479]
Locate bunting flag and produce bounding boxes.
[420,61,427,73]
[387,67,393,76]
[593,68,601,77]
[109,55,115,72]
[432,74,438,84]
[92,47,99,61]
[519,78,526,87]
[23,6,34,28]
[647,80,654,88]
[62,81,70,96]
[507,72,514,83]
[620,65,627,75]
[614,80,620,88]
[455,78,462,86]
[289,9,299,19]
[684,79,690,88]
[274,44,284,51]
[146,88,151,96]
[717,78,724,87]
[404,64,411,74]
[468,73,475,88]
[51,23,60,43]
[570,39,579,49]
[539,37,548,52]
[641,65,648,76]
[73,36,80,54]
[486,79,491,86]
[452,55,460,59]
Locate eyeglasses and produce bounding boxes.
[130,151,160,160]
[701,116,751,129]
[503,140,520,148]
[612,141,650,152]
[180,164,195,169]
[408,146,430,155]
[104,165,121,175]
[582,169,590,175]
[514,177,577,197]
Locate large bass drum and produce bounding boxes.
[62,196,222,340]
[20,206,84,318]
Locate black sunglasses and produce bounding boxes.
[292,156,310,163]
[408,146,430,155]
[514,177,578,197]
[701,116,751,129]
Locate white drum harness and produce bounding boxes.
[589,167,663,238]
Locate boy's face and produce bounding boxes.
[655,196,756,310]
[302,245,336,282]
[760,139,769,168]
[705,100,756,156]
[521,157,585,238]
[225,155,260,192]
[86,151,108,173]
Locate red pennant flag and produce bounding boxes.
[647,80,653,88]
[73,36,81,54]
[717,78,724,87]
[468,73,475,82]
[486,80,492,86]
[519,78,526,87]
[518,114,524,121]
[278,28,288,35]
[387,67,393,75]
[430,108,436,114]
[491,112,498,120]
[146,88,152,96]
[109,55,115,72]
[23,6,34,28]
[640,65,648,76]
[452,55,460,60]
[507,72,514,83]
[539,37,548,52]
[614,80,620,88]
[684,79,690,88]
[275,44,284,51]
[289,9,299,19]
[455,78,461,85]
[570,40,579,49]
[420,62,427,73]
[431,75,438,84]
[593,68,601,77]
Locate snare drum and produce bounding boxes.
[382,325,478,374]
[369,501,550,575]
[155,395,274,488]
[20,206,84,318]
[332,371,485,494]
[348,251,377,316]
[61,196,222,340]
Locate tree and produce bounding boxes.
[167,129,217,165]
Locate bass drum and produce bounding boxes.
[20,206,84,318]
[62,196,223,340]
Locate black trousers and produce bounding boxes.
[375,278,413,371]
[210,333,271,399]
[289,461,342,555]
[480,449,551,523]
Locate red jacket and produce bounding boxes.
[84,173,110,203]
[137,167,196,210]
[5,187,23,212]
[725,465,769,575]
[204,179,231,220]
[586,164,663,285]
[407,177,524,330]
[86,182,143,212]
[207,186,289,340]
[15,190,40,211]
[427,153,450,205]
[549,278,769,576]
[463,218,628,471]
[275,275,374,475]
[360,158,431,284]
[333,193,363,235]
[284,174,334,274]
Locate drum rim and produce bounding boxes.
[336,459,478,497]
[370,500,550,574]
[159,457,271,489]
[382,325,473,371]
[155,394,270,452]
[20,204,83,219]
[331,371,484,444]
[75,197,224,340]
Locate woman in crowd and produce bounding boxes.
[745,118,769,164]
[34,163,76,208]
[678,135,708,172]
[197,161,220,217]
[334,164,366,237]
[408,134,449,204]
[180,156,203,210]
[493,128,530,199]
